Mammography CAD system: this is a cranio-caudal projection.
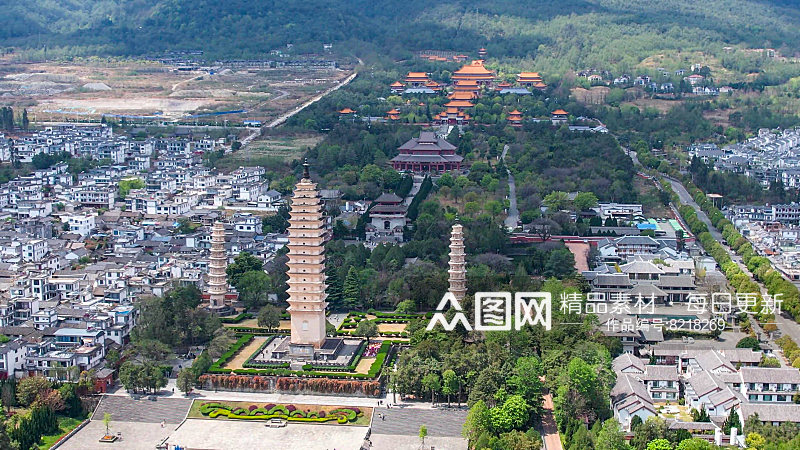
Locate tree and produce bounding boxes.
[736,336,760,352]
[262,206,290,234]
[691,406,710,422]
[395,299,416,313]
[176,369,196,395]
[419,424,428,446]
[21,108,29,130]
[103,412,112,437]
[596,419,632,450]
[343,266,361,310]
[507,356,544,416]
[257,304,281,331]
[118,177,145,198]
[676,439,714,450]
[723,409,740,434]
[442,369,459,406]
[745,432,765,450]
[574,192,599,211]
[759,356,780,368]
[355,320,378,343]
[0,403,14,449]
[646,439,672,450]
[422,373,441,404]
[59,383,83,418]
[463,400,490,443]
[543,191,571,211]
[226,252,263,287]
[16,376,51,407]
[237,270,272,310]
[489,395,529,433]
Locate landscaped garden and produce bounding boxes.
[188,400,372,426]
[336,310,424,338]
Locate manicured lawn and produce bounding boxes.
[188,400,372,426]
[38,415,86,449]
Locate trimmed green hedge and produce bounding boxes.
[219,313,253,324]
[199,402,362,424]
[209,334,254,372]
[205,340,399,379]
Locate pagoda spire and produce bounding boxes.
[285,164,328,348]
[448,222,467,301]
[207,221,230,311]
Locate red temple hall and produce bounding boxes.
[390,132,463,173]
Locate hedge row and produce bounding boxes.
[199,402,362,424]
[242,336,286,369]
[205,340,398,379]
[209,334,255,372]
[219,313,253,324]
[301,340,367,372]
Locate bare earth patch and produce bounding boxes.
[377,323,407,333]
[223,336,269,370]
[355,357,376,374]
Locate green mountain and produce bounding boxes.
[4,0,800,72]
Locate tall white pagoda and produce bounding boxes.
[448,221,467,301]
[286,161,328,351]
[207,221,232,313]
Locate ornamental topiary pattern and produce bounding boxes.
[198,402,363,424]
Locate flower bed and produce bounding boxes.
[363,342,382,358]
[196,374,382,397]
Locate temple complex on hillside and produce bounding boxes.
[452,79,481,98]
[435,108,470,126]
[448,90,477,101]
[205,221,236,314]
[452,60,496,85]
[517,72,546,89]
[390,81,405,94]
[390,132,464,173]
[507,109,523,127]
[448,222,467,301]
[444,99,474,110]
[404,72,430,87]
[551,109,569,125]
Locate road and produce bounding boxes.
[665,176,800,348]
[265,70,359,128]
[501,144,519,230]
[540,392,563,450]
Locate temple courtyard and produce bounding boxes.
[58,388,468,449]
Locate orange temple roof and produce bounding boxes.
[552,109,568,115]
[448,91,477,100]
[391,81,404,87]
[508,109,522,115]
[533,82,547,88]
[387,108,400,114]
[406,72,428,78]
[453,59,494,79]
[444,100,474,108]
[339,108,356,114]
[518,72,542,78]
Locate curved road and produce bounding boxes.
[501,144,519,230]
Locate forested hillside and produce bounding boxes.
[5,0,800,71]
